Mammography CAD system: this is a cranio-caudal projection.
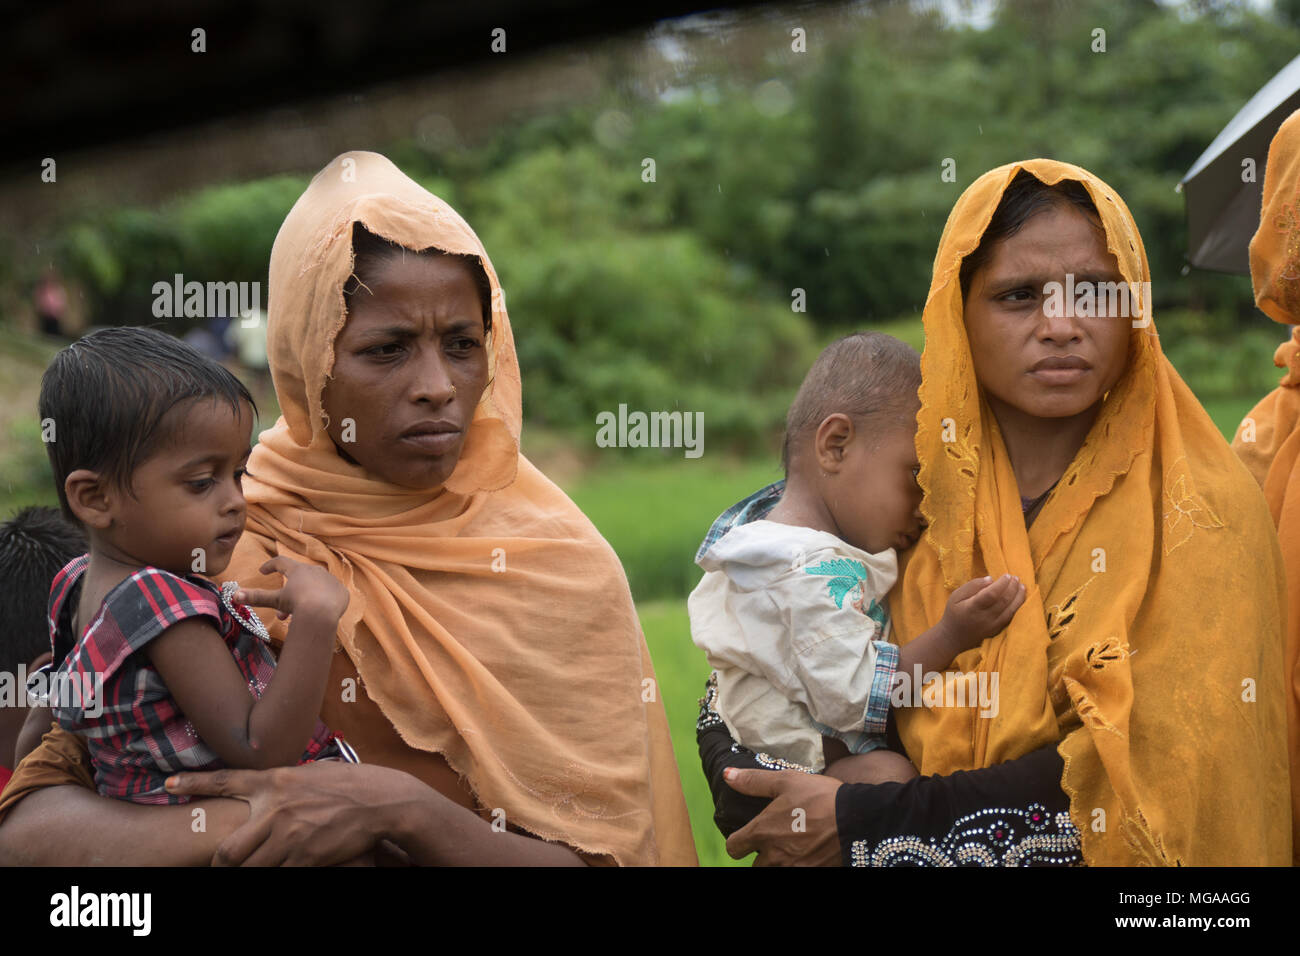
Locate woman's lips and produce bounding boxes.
[1028,358,1091,386]
[399,430,461,454]
[1028,367,1089,385]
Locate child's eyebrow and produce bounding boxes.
[177,446,253,471]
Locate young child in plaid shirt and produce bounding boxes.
[32,327,355,804]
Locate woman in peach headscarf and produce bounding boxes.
[0,151,696,866]
[708,159,1292,866]
[1231,109,1300,865]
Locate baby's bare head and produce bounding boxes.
[781,332,923,554]
[781,331,922,476]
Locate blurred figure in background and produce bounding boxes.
[33,268,69,338]
[1230,108,1300,865]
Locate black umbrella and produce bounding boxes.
[1179,53,1300,275]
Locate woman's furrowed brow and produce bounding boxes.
[352,324,417,342]
[442,318,482,334]
[351,318,480,340]
[986,273,1050,291]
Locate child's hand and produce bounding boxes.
[233,556,350,625]
[941,574,1026,648]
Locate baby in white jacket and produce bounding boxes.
[689,332,1026,783]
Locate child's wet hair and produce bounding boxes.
[38,326,257,523]
[781,331,922,475]
[0,506,85,670]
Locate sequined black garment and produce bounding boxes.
[697,673,1082,866]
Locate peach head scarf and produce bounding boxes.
[227,151,695,866]
[1232,109,1300,863]
[892,159,1292,865]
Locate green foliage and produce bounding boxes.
[1159,309,1285,400]
[173,176,309,281]
[465,144,818,447]
[50,176,309,336]
[23,0,1300,453]
[0,419,55,505]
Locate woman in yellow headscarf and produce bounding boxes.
[1231,109,1300,865]
[709,159,1293,866]
[0,151,696,867]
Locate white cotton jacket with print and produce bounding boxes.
[688,519,900,771]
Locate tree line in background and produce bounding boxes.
[15,0,1300,452]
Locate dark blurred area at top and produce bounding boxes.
[4,0,779,173]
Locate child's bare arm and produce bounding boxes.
[146,556,347,771]
[824,750,918,785]
[145,612,327,769]
[898,573,1026,677]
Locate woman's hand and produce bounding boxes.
[167,759,592,866]
[165,760,427,866]
[723,767,843,866]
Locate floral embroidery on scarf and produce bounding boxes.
[803,559,887,626]
[466,728,642,826]
[941,414,979,485]
[1062,676,1125,738]
[1161,457,1224,555]
[1270,192,1300,318]
[1045,576,1094,642]
[1085,636,1129,670]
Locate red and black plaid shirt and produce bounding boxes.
[49,555,345,804]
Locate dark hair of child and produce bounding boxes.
[0,506,86,671]
[38,326,258,525]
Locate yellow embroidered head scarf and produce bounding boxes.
[893,159,1293,865]
[1232,110,1300,862]
[227,151,696,865]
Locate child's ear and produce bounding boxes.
[64,469,115,530]
[815,414,855,472]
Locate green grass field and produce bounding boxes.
[558,457,788,865]
[636,599,750,866]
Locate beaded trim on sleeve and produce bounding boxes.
[747,746,818,774]
[696,671,726,731]
[848,802,1083,867]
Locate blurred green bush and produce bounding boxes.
[18,0,1300,455]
